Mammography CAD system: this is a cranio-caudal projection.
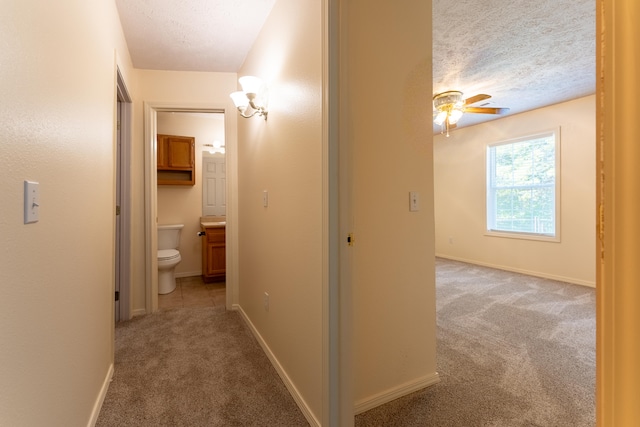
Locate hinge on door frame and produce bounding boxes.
[115,291,120,302]
[116,205,121,216]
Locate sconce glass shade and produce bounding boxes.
[230,91,249,109]
[238,76,264,95]
[230,76,268,120]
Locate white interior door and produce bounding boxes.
[202,155,226,217]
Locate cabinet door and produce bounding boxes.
[167,136,194,168]
[157,134,194,170]
[206,243,226,276]
[204,228,226,281]
[157,134,196,185]
[157,135,169,168]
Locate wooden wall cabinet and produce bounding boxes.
[202,226,226,282]
[157,134,195,185]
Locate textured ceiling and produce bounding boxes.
[115,0,276,72]
[115,0,595,132]
[433,0,595,132]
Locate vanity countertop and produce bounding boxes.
[201,221,226,229]
[200,216,226,229]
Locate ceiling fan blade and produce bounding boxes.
[464,94,491,106]
[465,107,510,115]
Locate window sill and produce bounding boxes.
[484,230,560,243]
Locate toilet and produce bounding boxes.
[157,224,184,294]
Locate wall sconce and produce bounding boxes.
[204,141,225,154]
[229,76,268,120]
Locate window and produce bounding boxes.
[486,129,559,241]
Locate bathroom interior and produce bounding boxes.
[156,111,227,309]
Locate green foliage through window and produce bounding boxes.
[487,131,557,236]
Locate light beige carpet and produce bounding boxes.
[99,258,595,426]
[355,258,595,426]
[96,306,309,426]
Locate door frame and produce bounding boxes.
[596,0,640,423]
[116,68,132,322]
[144,103,237,313]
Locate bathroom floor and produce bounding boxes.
[158,275,226,310]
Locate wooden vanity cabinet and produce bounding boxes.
[157,134,195,185]
[202,226,226,282]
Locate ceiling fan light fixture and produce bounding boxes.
[432,90,509,136]
[448,108,464,124]
[433,91,465,135]
[433,90,464,110]
[434,110,448,126]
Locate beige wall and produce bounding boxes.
[346,0,438,412]
[236,0,324,423]
[0,0,135,424]
[131,70,238,313]
[434,96,596,286]
[157,112,225,277]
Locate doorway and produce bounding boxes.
[143,103,238,314]
[157,111,226,281]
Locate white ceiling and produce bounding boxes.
[115,0,595,133]
[433,0,595,131]
[115,0,277,72]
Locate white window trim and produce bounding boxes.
[484,127,561,243]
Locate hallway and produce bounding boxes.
[158,276,226,310]
[97,283,308,426]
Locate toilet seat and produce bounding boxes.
[158,249,180,261]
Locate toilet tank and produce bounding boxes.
[157,224,184,250]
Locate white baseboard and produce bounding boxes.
[435,254,596,288]
[237,306,320,427]
[88,363,114,427]
[175,271,202,278]
[354,372,440,415]
[131,308,147,317]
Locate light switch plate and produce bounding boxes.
[409,191,419,212]
[24,180,40,223]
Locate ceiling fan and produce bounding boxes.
[433,90,509,136]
